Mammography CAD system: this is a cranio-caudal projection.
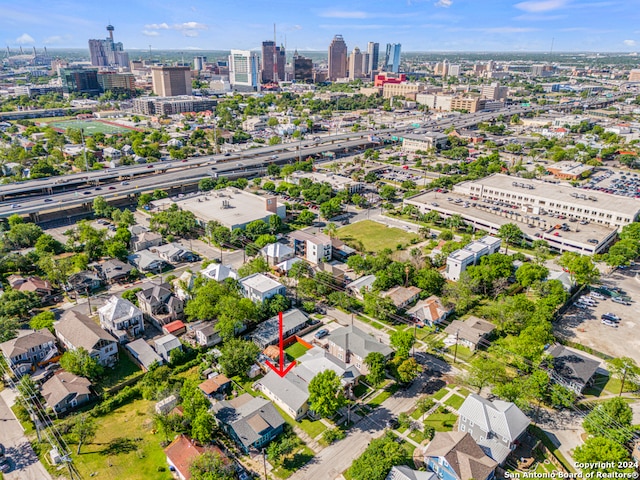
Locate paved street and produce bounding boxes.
[0,389,52,480]
[533,407,583,468]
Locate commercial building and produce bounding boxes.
[367,42,379,77]
[229,50,260,91]
[88,24,129,68]
[382,82,424,100]
[450,96,480,113]
[384,43,401,73]
[60,68,100,96]
[96,72,136,95]
[293,51,313,83]
[545,161,594,180]
[480,82,508,101]
[348,47,365,80]
[402,132,449,152]
[287,171,364,194]
[261,41,285,83]
[416,93,453,112]
[151,188,285,231]
[629,69,640,82]
[132,96,216,116]
[193,56,207,71]
[151,66,192,97]
[328,35,348,81]
[444,236,502,281]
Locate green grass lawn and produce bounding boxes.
[337,220,418,253]
[408,429,427,443]
[450,344,474,363]
[444,394,465,410]
[50,119,132,135]
[457,388,471,398]
[272,445,315,479]
[72,399,173,480]
[269,402,327,439]
[423,412,458,432]
[433,387,449,401]
[353,383,371,399]
[95,349,142,394]
[285,341,310,361]
[368,383,401,408]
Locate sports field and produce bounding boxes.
[50,119,132,135]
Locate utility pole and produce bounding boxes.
[86,286,92,315]
[262,448,268,480]
[453,329,459,363]
[81,128,89,173]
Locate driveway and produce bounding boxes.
[533,407,584,467]
[0,389,52,480]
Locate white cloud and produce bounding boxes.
[624,39,637,46]
[320,10,368,18]
[44,35,71,44]
[173,22,208,31]
[514,0,568,12]
[142,30,160,37]
[144,22,170,30]
[15,33,35,44]
[435,0,453,7]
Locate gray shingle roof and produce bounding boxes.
[0,329,56,360]
[41,371,91,409]
[547,344,600,386]
[386,465,437,480]
[212,394,285,450]
[423,431,497,480]
[125,339,162,369]
[55,311,117,351]
[251,309,308,348]
[327,325,393,359]
[444,316,495,346]
[458,394,530,443]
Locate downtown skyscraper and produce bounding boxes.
[367,42,379,77]
[261,40,285,83]
[328,35,348,81]
[88,24,129,68]
[384,43,401,73]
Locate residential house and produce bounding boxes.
[423,431,497,480]
[163,320,187,337]
[387,466,437,480]
[382,286,422,309]
[135,281,184,327]
[7,275,55,302]
[252,309,309,349]
[198,374,231,398]
[97,295,144,344]
[156,395,178,415]
[41,371,92,414]
[289,230,332,264]
[130,227,163,252]
[331,237,356,262]
[201,263,238,283]
[275,257,303,274]
[255,346,360,420]
[240,273,286,303]
[164,434,230,480]
[66,271,103,294]
[0,329,58,376]
[172,271,195,301]
[127,249,167,272]
[212,393,285,453]
[544,344,600,394]
[55,310,118,367]
[345,275,376,300]
[444,317,496,351]
[194,323,221,348]
[406,296,452,327]
[151,243,196,264]
[457,394,530,465]
[326,325,393,375]
[260,243,294,266]
[125,338,163,370]
[97,258,133,284]
[154,334,182,362]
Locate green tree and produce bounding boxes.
[191,410,217,444]
[364,352,387,387]
[29,311,55,332]
[308,370,346,418]
[379,185,397,201]
[412,268,445,295]
[180,380,210,421]
[396,357,420,383]
[60,347,104,380]
[347,432,407,480]
[297,209,315,225]
[390,330,414,360]
[558,251,599,285]
[606,357,640,395]
[34,234,65,255]
[189,451,235,480]
[465,355,507,393]
[72,414,97,454]
[497,223,523,254]
[573,437,633,475]
[0,290,41,321]
[515,263,549,288]
[582,397,634,444]
[218,338,260,377]
[0,317,19,343]
[237,257,270,277]
[92,196,113,218]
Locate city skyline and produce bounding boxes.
[1,0,639,53]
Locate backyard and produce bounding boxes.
[285,341,310,361]
[337,220,418,253]
[72,399,173,480]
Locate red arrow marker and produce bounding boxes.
[265,311,296,378]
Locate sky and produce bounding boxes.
[1,0,639,53]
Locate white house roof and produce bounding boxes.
[260,243,294,258]
[276,257,302,272]
[458,394,530,443]
[98,295,142,323]
[154,334,181,352]
[346,275,376,292]
[201,263,238,282]
[240,273,283,294]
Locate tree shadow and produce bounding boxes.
[100,437,140,456]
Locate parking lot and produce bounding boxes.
[554,266,640,363]
[581,168,640,199]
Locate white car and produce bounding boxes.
[578,297,596,306]
[589,292,605,300]
[602,319,618,328]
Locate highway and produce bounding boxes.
[3,97,626,221]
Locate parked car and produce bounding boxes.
[314,329,329,339]
[589,292,605,300]
[602,313,621,322]
[612,297,631,305]
[602,319,618,327]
